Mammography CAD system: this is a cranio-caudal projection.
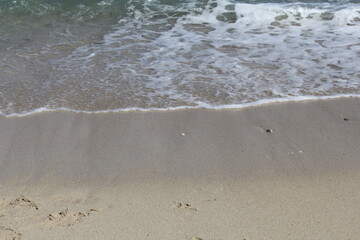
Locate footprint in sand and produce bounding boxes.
[172,202,197,212]
[8,196,39,210]
[46,208,99,227]
[0,226,22,240]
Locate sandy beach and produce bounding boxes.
[1,97,360,240]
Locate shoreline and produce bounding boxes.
[1,97,360,239]
[1,97,359,184]
[1,94,360,118]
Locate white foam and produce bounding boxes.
[2,94,360,118]
[1,0,360,116]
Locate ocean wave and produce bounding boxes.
[0,0,358,20]
[0,0,359,115]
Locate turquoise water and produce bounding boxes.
[0,0,360,115]
[1,0,358,19]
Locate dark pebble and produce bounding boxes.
[344,118,349,121]
[266,129,272,133]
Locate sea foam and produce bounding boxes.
[0,0,359,115]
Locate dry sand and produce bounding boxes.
[0,97,360,239]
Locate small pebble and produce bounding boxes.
[266,129,272,133]
[181,132,186,136]
[343,118,349,121]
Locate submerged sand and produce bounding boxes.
[0,97,360,239]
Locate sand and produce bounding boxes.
[0,97,360,239]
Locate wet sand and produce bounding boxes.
[1,97,360,239]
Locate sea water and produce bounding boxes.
[0,0,359,116]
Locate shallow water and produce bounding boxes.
[0,0,359,115]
